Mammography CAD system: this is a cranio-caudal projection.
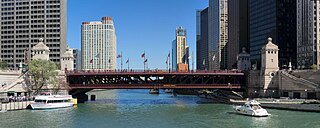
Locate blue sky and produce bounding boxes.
[67,0,208,70]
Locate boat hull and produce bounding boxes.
[31,103,74,110]
[235,106,270,117]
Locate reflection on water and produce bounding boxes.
[0,89,320,128]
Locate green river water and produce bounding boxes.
[0,89,319,128]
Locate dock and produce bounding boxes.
[0,101,33,112]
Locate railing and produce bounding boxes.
[281,71,319,87]
[66,69,243,74]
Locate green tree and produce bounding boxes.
[0,61,8,70]
[311,64,318,71]
[28,59,58,95]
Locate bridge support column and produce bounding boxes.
[74,93,88,103]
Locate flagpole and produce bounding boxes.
[121,51,123,71]
[127,58,129,71]
[143,51,145,71]
[169,51,171,72]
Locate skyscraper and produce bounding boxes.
[172,26,188,70]
[196,8,209,70]
[227,0,249,69]
[81,17,116,70]
[209,0,228,70]
[72,49,81,70]
[297,0,320,69]
[0,0,67,69]
[249,0,297,69]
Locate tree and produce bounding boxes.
[52,75,69,95]
[311,64,318,71]
[27,59,58,95]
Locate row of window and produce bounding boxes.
[2,20,60,25]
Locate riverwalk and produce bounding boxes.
[0,101,33,112]
[230,99,320,112]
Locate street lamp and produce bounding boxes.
[254,90,257,98]
[304,89,307,99]
[272,90,275,98]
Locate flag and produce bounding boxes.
[89,59,93,63]
[95,53,100,58]
[117,54,122,58]
[166,51,170,64]
[202,59,205,66]
[141,52,145,58]
[126,59,129,64]
[144,59,148,63]
[212,55,216,61]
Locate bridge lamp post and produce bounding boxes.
[254,90,257,98]
[304,89,307,99]
[272,90,275,98]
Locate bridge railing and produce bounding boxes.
[65,69,243,74]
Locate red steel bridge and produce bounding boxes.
[66,70,246,102]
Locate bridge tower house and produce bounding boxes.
[261,37,279,96]
[32,38,50,60]
[237,47,251,71]
[60,47,74,71]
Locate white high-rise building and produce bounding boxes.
[81,17,116,70]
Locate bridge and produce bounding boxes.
[66,70,246,102]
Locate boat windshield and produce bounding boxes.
[250,104,261,110]
[35,100,47,103]
[47,100,70,103]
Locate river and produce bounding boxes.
[0,89,319,128]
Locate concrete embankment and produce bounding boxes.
[261,103,320,112]
[0,101,33,112]
[230,99,320,112]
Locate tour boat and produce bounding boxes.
[30,93,75,110]
[234,100,270,117]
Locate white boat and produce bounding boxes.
[234,100,270,117]
[30,93,74,110]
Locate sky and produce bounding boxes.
[67,0,209,70]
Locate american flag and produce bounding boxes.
[117,54,122,58]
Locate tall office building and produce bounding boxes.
[297,1,320,69]
[172,26,188,70]
[72,48,81,70]
[209,0,228,70]
[227,0,249,69]
[249,0,297,69]
[81,17,116,70]
[196,8,209,70]
[0,0,67,69]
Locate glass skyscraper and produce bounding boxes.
[209,0,228,70]
[249,0,297,69]
[196,8,209,70]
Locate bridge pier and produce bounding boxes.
[74,93,88,103]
